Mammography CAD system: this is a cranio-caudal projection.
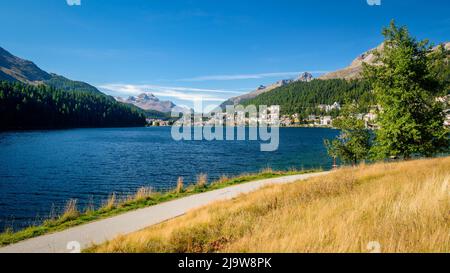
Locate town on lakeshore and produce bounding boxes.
[146,94,450,129]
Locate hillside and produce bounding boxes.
[320,42,450,80]
[243,79,373,116]
[0,47,148,130]
[0,46,102,94]
[45,74,102,94]
[0,81,146,130]
[219,72,313,108]
[220,41,449,117]
[91,157,450,253]
[144,109,173,120]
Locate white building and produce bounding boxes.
[320,116,333,126]
[444,114,450,127]
[318,102,341,113]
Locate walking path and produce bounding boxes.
[0,172,329,253]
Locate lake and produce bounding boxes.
[0,127,338,230]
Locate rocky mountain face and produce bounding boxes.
[0,46,101,94]
[319,44,384,80]
[296,72,313,82]
[0,46,51,83]
[116,93,187,113]
[219,41,449,108]
[219,72,314,107]
[320,42,450,80]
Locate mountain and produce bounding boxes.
[0,46,102,94]
[0,47,51,83]
[45,74,102,94]
[0,81,146,130]
[320,42,450,80]
[296,72,314,82]
[219,72,314,108]
[235,41,449,117]
[242,79,372,116]
[0,47,147,130]
[319,44,384,80]
[116,93,188,113]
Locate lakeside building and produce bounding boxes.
[320,116,333,126]
[146,119,171,126]
[280,115,292,127]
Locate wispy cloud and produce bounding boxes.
[179,71,329,82]
[98,83,244,102]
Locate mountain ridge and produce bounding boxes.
[115,93,188,113]
[220,41,449,108]
[319,42,450,80]
[0,46,102,94]
[219,72,313,108]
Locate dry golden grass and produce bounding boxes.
[196,173,208,188]
[134,187,154,202]
[60,199,80,222]
[215,175,230,185]
[90,157,450,253]
[102,193,117,211]
[176,177,184,194]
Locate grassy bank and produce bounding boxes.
[89,157,450,253]
[0,168,314,247]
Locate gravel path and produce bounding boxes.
[0,172,328,253]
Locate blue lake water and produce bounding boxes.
[0,127,338,230]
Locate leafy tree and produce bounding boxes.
[363,21,449,159]
[324,103,371,166]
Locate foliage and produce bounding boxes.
[44,74,102,94]
[363,21,449,159]
[243,79,374,117]
[324,103,371,165]
[145,109,173,120]
[0,81,146,130]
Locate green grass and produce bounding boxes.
[0,168,318,247]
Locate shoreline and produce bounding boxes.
[0,171,327,253]
[0,169,319,248]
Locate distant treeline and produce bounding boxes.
[0,81,146,130]
[243,79,374,117]
[144,109,174,120]
[44,74,102,95]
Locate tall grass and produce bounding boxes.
[134,187,153,201]
[102,193,116,211]
[60,199,79,222]
[176,178,184,194]
[90,157,450,253]
[196,174,208,188]
[0,168,309,247]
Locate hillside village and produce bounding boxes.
[145,41,449,129]
[146,94,450,129]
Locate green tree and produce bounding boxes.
[363,21,449,159]
[324,103,371,166]
[0,81,146,130]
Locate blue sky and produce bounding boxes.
[1,0,449,109]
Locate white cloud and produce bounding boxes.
[99,84,243,95]
[179,71,329,82]
[151,90,225,102]
[98,83,240,102]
